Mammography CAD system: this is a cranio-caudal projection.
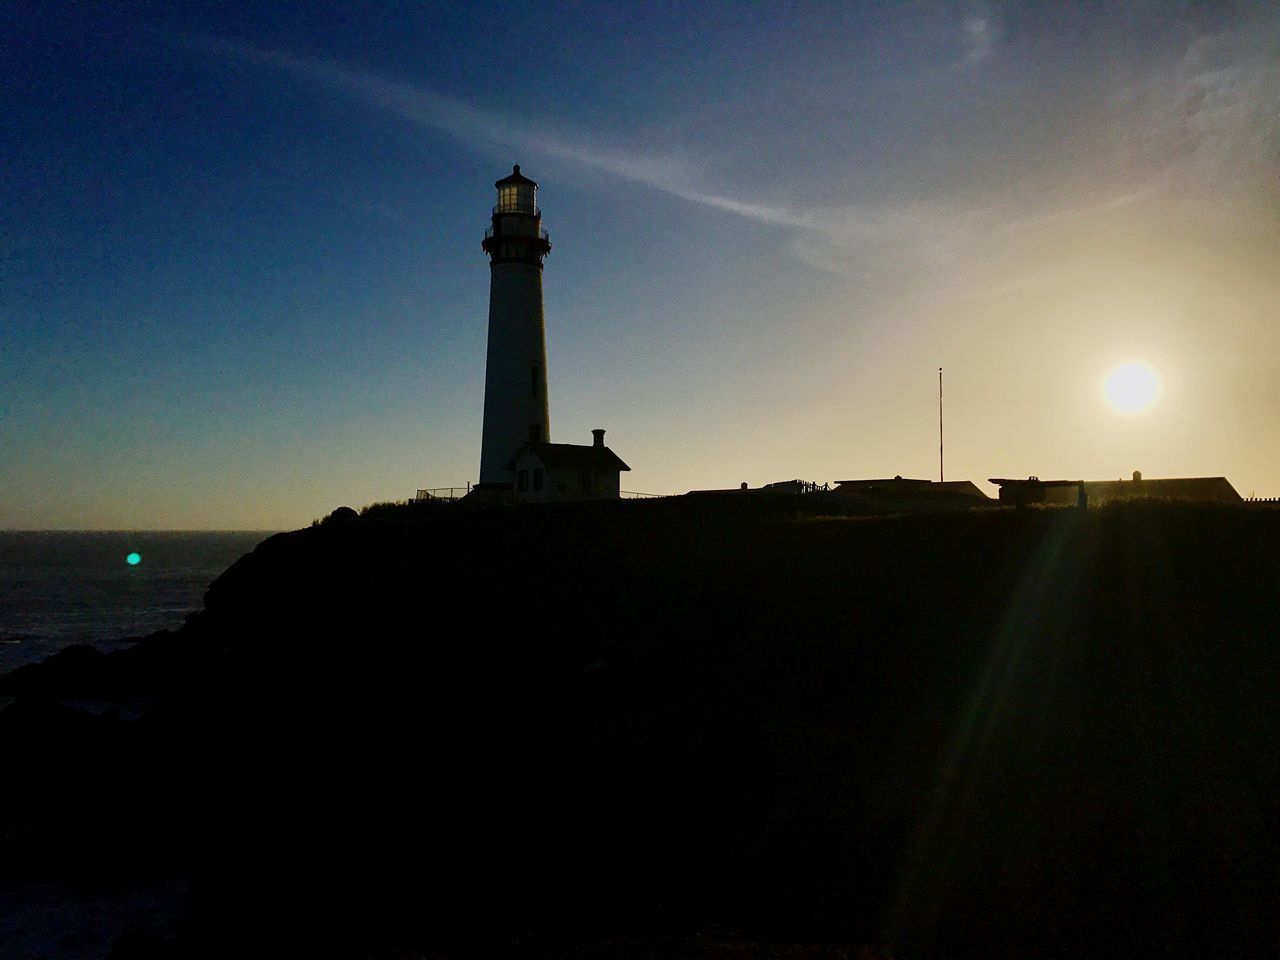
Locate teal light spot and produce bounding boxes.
[126,552,141,566]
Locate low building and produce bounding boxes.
[988,477,1086,509]
[834,477,988,500]
[505,429,630,502]
[826,476,991,512]
[1083,472,1241,504]
[989,472,1242,507]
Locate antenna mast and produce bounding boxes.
[938,367,944,483]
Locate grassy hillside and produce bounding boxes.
[2,497,1278,958]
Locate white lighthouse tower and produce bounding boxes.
[475,165,553,491]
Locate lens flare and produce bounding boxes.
[1103,362,1159,413]
[126,552,141,566]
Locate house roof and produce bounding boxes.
[836,478,989,499]
[836,477,933,487]
[506,441,631,473]
[989,478,1084,488]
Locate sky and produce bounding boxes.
[3,1,1278,529]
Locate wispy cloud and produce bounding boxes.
[1132,26,1280,224]
[201,40,1020,267]
[195,38,708,205]
[191,25,1271,280]
[960,6,1002,66]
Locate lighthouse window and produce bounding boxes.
[518,469,529,492]
[498,183,535,214]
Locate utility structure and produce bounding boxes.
[476,165,553,492]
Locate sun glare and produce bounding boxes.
[1103,362,1160,413]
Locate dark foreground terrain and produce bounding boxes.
[2,496,1279,958]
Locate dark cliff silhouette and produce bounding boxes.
[2,497,1279,958]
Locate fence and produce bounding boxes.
[796,481,830,494]
[761,480,830,494]
[413,487,665,502]
[414,487,470,502]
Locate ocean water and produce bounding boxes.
[0,531,276,675]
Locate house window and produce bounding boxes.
[533,468,544,491]
[518,469,529,492]
[581,469,593,494]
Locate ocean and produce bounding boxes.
[0,530,277,676]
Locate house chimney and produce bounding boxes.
[592,428,605,448]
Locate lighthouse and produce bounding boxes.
[476,165,553,490]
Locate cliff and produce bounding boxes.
[2,497,1279,958]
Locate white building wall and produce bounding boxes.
[546,466,581,501]
[508,448,622,502]
[478,262,551,484]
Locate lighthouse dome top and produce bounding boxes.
[495,164,537,188]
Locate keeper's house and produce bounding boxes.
[506,429,630,502]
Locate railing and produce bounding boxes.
[493,204,541,217]
[484,225,550,241]
[761,480,830,494]
[1245,497,1280,504]
[412,487,666,502]
[414,487,470,502]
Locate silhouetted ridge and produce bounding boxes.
[2,498,1279,958]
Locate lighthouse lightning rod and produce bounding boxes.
[938,367,944,484]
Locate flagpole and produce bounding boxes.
[938,367,944,483]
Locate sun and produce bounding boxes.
[1103,362,1160,413]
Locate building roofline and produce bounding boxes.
[495,164,537,187]
[505,440,631,473]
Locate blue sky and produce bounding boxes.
[3,1,1278,528]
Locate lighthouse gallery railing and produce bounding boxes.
[485,224,550,241]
